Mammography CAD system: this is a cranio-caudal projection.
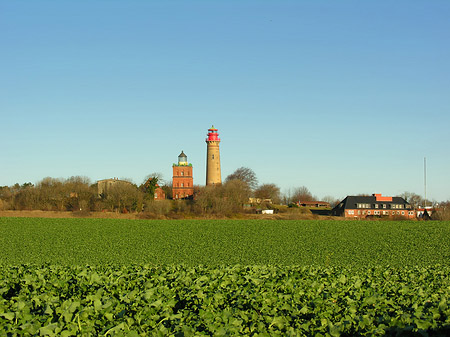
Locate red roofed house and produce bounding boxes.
[331,193,415,219]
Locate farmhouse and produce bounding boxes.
[331,193,415,219]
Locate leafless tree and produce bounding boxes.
[225,167,258,190]
[254,183,281,204]
[399,191,424,208]
[322,195,340,208]
[291,186,315,202]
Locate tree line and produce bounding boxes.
[1,167,447,218]
[0,168,323,216]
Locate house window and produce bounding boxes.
[181,171,184,176]
[358,210,361,215]
[367,211,371,215]
[181,183,184,187]
[383,204,386,209]
[401,211,405,215]
[375,204,378,208]
[348,210,354,215]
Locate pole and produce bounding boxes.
[424,157,427,208]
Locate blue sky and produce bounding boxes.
[1,0,449,202]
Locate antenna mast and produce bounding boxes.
[424,157,427,208]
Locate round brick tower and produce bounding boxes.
[205,125,222,186]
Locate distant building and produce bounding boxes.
[97,178,133,197]
[154,186,166,200]
[332,193,415,219]
[298,201,330,208]
[143,177,166,200]
[172,151,194,199]
[249,197,272,204]
[416,207,435,218]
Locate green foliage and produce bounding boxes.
[1,264,450,335]
[1,218,450,335]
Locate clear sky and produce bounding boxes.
[1,0,449,202]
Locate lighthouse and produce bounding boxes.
[172,151,194,199]
[206,125,222,186]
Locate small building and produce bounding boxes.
[172,151,194,199]
[143,178,166,200]
[249,197,272,205]
[416,207,435,219]
[97,178,133,197]
[298,201,330,208]
[154,186,166,200]
[331,193,415,219]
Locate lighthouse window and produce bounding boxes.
[212,154,215,159]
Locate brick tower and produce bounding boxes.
[206,125,222,186]
[172,151,194,199]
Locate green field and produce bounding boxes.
[1,218,450,266]
[1,218,450,336]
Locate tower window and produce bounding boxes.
[212,154,214,159]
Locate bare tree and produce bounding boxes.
[106,183,141,213]
[142,173,164,186]
[193,179,251,216]
[254,183,281,204]
[322,195,340,208]
[225,167,258,190]
[291,186,314,202]
[399,191,423,208]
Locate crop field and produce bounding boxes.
[1,218,450,336]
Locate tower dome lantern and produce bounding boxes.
[206,125,220,142]
[178,151,188,166]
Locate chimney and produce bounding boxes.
[373,193,393,202]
